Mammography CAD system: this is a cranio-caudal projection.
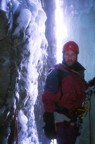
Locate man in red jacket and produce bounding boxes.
[42,41,88,144]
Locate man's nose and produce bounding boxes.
[68,56,72,60]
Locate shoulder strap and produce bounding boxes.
[54,64,65,99]
[54,63,65,83]
[57,69,63,86]
[54,64,70,100]
[46,64,66,93]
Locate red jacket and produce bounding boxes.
[42,62,88,112]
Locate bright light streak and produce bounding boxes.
[50,1,68,144]
[51,139,57,144]
[55,0,68,63]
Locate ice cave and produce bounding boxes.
[0,0,95,144]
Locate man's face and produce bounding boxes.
[63,50,77,66]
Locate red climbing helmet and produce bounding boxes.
[62,41,79,54]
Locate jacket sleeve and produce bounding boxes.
[42,68,59,112]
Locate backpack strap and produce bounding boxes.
[54,63,67,87]
[45,64,68,93]
[54,64,67,97]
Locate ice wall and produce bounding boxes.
[11,1,47,144]
[0,0,47,143]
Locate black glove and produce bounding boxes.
[43,112,56,139]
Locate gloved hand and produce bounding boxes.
[43,112,56,139]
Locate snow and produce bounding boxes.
[13,9,32,37]
[11,0,20,13]
[0,0,7,11]
[3,0,47,143]
[18,110,28,132]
